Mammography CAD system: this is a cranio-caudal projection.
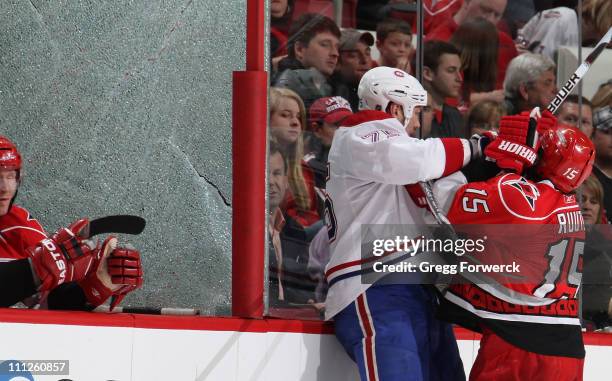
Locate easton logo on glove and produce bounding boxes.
[496,140,537,165]
[40,239,67,285]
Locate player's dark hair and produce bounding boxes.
[423,40,461,72]
[287,13,341,58]
[376,18,412,43]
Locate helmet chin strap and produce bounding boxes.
[8,178,20,212]
[402,105,414,133]
[403,115,410,133]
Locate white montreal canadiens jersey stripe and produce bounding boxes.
[324,113,469,320]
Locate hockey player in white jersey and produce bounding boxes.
[324,66,536,381]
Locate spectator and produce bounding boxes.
[271,0,295,59]
[268,141,314,306]
[581,0,612,46]
[450,17,504,107]
[357,0,462,35]
[556,94,594,138]
[578,175,612,330]
[274,13,341,110]
[579,175,605,226]
[302,102,353,307]
[427,0,518,89]
[269,87,320,227]
[305,96,353,193]
[329,29,374,111]
[357,0,412,31]
[268,141,289,304]
[422,40,467,138]
[517,2,579,60]
[521,0,612,49]
[503,53,557,115]
[375,18,413,73]
[500,0,535,39]
[592,80,612,110]
[466,100,505,136]
[591,105,612,222]
[422,0,463,34]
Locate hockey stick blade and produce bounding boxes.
[88,215,146,237]
[547,26,612,114]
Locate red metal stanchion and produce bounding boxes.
[231,0,267,318]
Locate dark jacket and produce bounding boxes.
[431,103,467,138]
[329,72,360,112]
[273,66,334,111]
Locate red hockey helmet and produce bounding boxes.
[0,135,22,177]
[535,125,595,193]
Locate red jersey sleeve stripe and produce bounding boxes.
[440,138,467,176]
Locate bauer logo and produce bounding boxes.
[0,361,34,381]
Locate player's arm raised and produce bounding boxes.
[343,126,474,185]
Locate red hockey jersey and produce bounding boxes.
[0,205,47,260]
[442,172,586,358]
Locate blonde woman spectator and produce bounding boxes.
[467,100,506,136]
[592,80,612,110]
[578,175,605,225]
[581,0,612,46]
[269,87,320,227]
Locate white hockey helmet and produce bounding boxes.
[357,66,427,120]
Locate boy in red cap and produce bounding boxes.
[304,96,353,214]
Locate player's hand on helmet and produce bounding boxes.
[78,236,143,310]
[29,218,98,292]
[482,108,557,173]
[468,130,497,159]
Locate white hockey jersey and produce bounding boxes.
[518,7,578,60]
[324,110,472,319]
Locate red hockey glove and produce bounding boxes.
[496,108,557,146]
[29,219,98,292]
[484,139,537,173]
[484,109,556,173]
[78,236,143,310]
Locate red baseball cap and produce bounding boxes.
[309,96,353,126]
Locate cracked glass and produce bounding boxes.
[0,0,245,314]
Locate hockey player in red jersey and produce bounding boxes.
[436,114,595,380]
[0,135,143,310]
[0,136,47,259]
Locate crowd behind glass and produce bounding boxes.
[266,0,612,330]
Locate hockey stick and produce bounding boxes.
[527,26,612,145]
[548,26,612,115]
[94,305,199,315]
[423,27,612,227]
[87,215,146,237]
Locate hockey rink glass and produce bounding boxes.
[263,0,608,329]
